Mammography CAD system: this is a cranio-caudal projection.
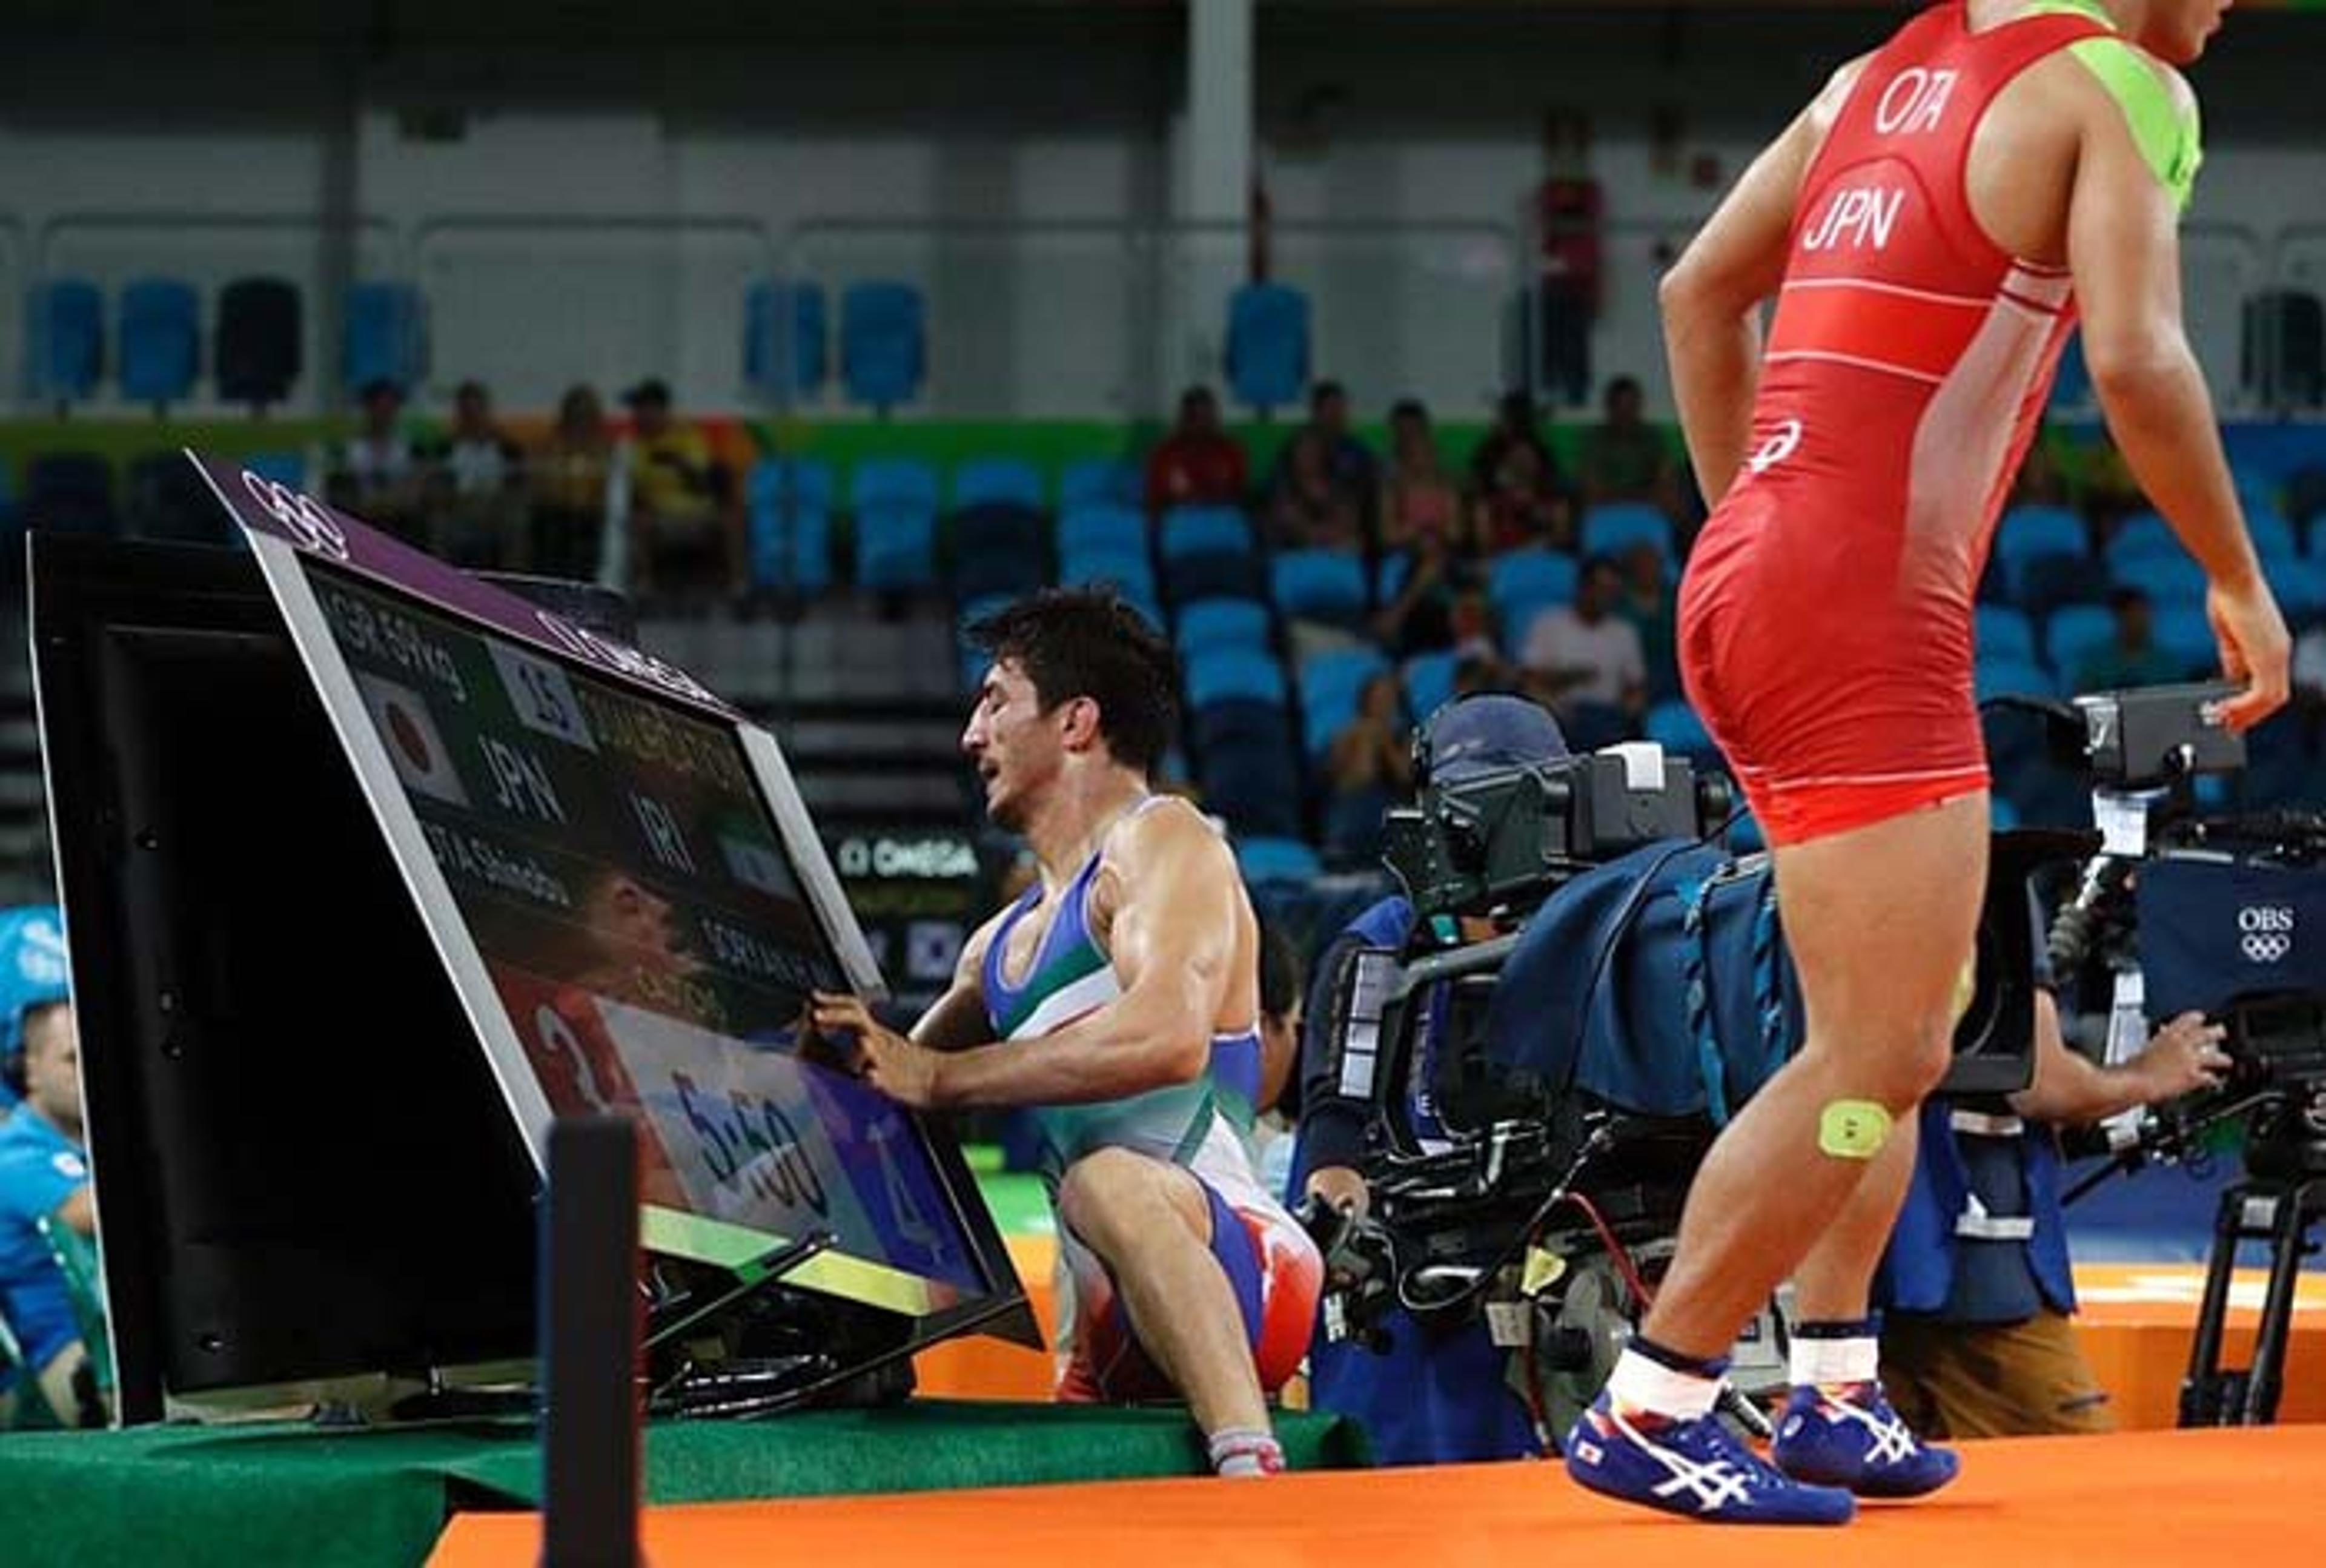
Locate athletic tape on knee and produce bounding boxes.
[1818,1099,1892,1160]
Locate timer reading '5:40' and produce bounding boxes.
[670,1070,830,1218]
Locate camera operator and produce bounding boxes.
[1876,923,2232,1438]
[1290,693,1571,1464]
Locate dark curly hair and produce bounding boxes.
[967,587,1179,777]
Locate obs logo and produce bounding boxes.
[2239,905,2295,965]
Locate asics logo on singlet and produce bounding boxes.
[2240,905,2295,965]
[1748,420,1803,476]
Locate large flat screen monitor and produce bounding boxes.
[33,457,1033,1418]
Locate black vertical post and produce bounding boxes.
[542,1115,642,1568]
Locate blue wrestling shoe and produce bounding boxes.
[1771,1381,1960,1498]
[1563,1391,1857,1526]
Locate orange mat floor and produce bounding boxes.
[431,1426,2326,1568]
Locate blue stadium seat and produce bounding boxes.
[745,280,827,401]
[1401,649,1459,724]
[1487,547,1579,638]
[841,280,926,411]
[22,452,118,535]
[1197,708,1304,839]
[1270,548,1368,628]
[2151,601,2217,674]
[118,278,199,408]
[1298,646,1391,758]
[1994,503,2088,598]
[1176,597,1271,660]
[855,500,939,592]
[216,276,302,408]
[25,280,103,405]
[1236,835,1324,886]
[1159,503,1255,561]
[1976,604,2038,664]
[1224,283,1310,412]
[850,457,939,511]
[2044,603,2117,680]
[952,457,1044,512]
[747,495,832,597]
[1058,500,1147,560]
[1059,457,1139,511]
[1644,700,1717,762]
[952,502,1048,601]
[1058,543,1156,601]
[2247,504,2299,564]
[1580,501,1677,565]
[1159,504,1262,604]
[2120,554,2208,605]
[1975,653,2056,701]
[1186,647,1289,709]
[2269,556,2326,620]
[243,450,306,489]
[2104,512,2180,572]
[1990,796,2022,832]
[343,281,424,395]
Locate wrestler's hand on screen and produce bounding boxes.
[810,991,942,1108]
[2205,575,2291,733]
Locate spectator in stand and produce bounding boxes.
[1373,530,1464,658]
[1379,399,1469,558]
[1468,389,1560,497]
[1267,428,1366,554]
[322,377,426,546]
[1471,437,1574,555]
[1270,382,1379,524]
[531,385,615,584]
[1616,538,1681,704]
[1322,670,1415,867]
[425,379,528,570]
[1520,553,1646,736]
[2070,587,2191,693]
[617,378,741,603]
[1577,375,1679,514]
[1145,385,1249,516]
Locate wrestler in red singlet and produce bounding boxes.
[1678,3,2108,846]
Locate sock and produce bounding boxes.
[1789,1316,1880,1392]
[1207,1425,1284,1478]
[1604,1335,1728,1422]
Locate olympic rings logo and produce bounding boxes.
[240,469,351,562]
[2242,933,2293,964]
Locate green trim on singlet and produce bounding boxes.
[2024,0,2204,211]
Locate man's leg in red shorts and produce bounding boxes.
[1054,1146,1271,1438]
[1640,792,1987,1359]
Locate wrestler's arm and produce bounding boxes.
[819,803,1237,1110]
[2066,55,2288,729]
[907,909,1004,1053]
[1659,58,1864,504]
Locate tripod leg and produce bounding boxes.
[2179,1182,2250,1428]
[2241,1179,2318,1427]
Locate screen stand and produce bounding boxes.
[643,1231,919,1420]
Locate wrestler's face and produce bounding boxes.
[963,658,1065,831]
[2138,0,2231,64]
